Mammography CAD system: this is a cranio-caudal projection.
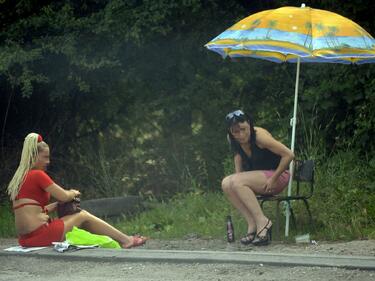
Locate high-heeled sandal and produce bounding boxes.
[240,232,256,245]
[252,220,272,246]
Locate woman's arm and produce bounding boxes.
[45,183,80,202]
[44,202,58,213]
[234,153,243,173]
[255,127,294,190]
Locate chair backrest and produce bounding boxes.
[294,159,314,197]
[294,159,314,182]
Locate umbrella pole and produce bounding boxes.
[285,57,300,237]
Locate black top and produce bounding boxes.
[237,140,281,171]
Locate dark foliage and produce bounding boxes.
[0,0,374,201]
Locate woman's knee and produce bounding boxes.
[62,211,87,234]
[78,209,96,222]
[222,175,235,193]
[63,210,90,226]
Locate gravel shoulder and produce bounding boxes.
[1,237,374,256]
[144,237,375,257]
[1,237,374,281]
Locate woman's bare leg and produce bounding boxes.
[230,171,273,237]
[222,175,256,234]
[61,210,133,247]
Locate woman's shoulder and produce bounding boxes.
[254,126,272,136]
[28,169,47,175]
[254,127,274,149]
[28,169,54,187]
[27,169,49,179]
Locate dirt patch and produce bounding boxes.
[142,236,375,256]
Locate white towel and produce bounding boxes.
[3,246,47,252]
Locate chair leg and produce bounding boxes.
[287,201,297,230]
[275,201,281,240]
[302,199,313,230]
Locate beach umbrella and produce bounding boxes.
[205,4,375,237]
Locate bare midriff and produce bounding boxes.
[13,199,49,235]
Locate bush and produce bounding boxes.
[311,150,375,240]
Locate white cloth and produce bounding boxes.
[3,246,47,252]
[52,241,99,252]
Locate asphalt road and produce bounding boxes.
[1,255,374,281]
[1,238,375,280]
[1,246,375,281]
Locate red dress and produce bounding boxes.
[14,170,65,247]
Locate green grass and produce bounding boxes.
[112,191,343,242]
[1,149,374,242]
[309,150,375,241]
[113,151,375,242]
[2,188,374,241]
[115,192,251,240]
[0,202,16,238]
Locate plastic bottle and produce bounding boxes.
[226,215,235,243]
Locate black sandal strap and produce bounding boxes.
[256,219,271,237]
[240,232,256,245]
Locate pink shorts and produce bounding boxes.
[18,219,65,247]
[263,170,290,195]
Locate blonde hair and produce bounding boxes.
[7,133,48,200]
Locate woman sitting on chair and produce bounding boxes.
[8,132,147,248]
[222,110,294,246]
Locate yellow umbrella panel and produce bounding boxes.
[206,6,375,63]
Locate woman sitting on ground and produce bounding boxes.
[8,132,147,248]
[222,110,294,246]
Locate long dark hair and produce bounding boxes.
[226,111,256,154]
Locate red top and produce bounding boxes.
[15,170,54,208]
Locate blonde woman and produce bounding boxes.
[8,133,147,248]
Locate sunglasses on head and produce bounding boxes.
[225,110,245,121]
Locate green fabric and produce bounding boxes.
[65,226,121,249]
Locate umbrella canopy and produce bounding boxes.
[205,5,375,64]
[205,4,375,237]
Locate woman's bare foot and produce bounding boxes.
[122,235,148,249]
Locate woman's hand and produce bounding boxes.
[69,189,81,200]
[264,177,277,194]
[38,212,50,223]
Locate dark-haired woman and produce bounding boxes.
[222,110,294,246]
[8,133,147,248]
